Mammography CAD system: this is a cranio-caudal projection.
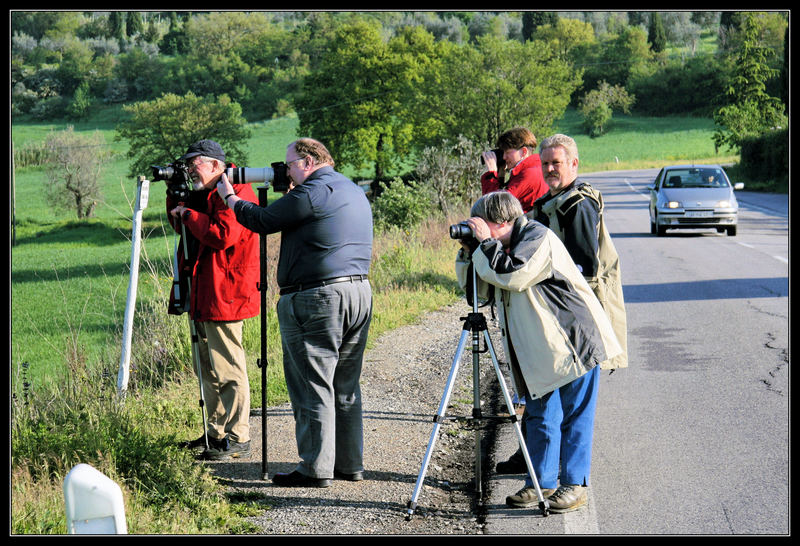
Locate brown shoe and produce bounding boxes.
[505,486,557,508]
[547,484,588,513]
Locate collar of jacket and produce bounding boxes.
[509,153,541,177]
[507,215,529,247]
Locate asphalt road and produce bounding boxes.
[484,169,789,535]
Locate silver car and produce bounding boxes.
[648,165,744,236]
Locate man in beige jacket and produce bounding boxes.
[456,191,622,514]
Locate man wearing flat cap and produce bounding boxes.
[168,139,260,461]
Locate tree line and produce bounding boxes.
[12,11,788,188]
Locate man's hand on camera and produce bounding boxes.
[467,217,491,242]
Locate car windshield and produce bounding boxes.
[662,168,728,188]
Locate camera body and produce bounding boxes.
[480,148,506,170]
[151,163,191,201]
[449,221,479,252]
[224,162,291,193]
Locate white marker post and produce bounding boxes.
[63,464,127,534]
[117,176,150,395]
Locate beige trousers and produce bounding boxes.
[193,320,250,443]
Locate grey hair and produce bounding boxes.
[470,191,524,224]
[540,133,579,162]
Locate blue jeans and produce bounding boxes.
[277,280,372,479]
[524,366,600,489]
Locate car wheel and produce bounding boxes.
[727,226,737,236]
[650,218,657,235]
[655,214,667,236]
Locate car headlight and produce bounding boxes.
[666,201,681,209]
[717,200,731,208]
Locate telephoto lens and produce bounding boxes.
[449,221,473,240]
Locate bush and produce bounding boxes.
[739,128,788,187]
[371,178,432,231]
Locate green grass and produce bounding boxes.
[554,109,739,172]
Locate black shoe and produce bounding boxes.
[272,470,332,488]
[180,433,223,453]
[179,434,210,452]
[203,439,250,461]
[334,469,364,481]
[495,455,527,474]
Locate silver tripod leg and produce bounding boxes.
[482,329,550,516]
[406,328,470,520]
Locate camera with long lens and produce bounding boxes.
[480,148,505,170]
[224,161,291,193]
[151,163,191,201]
[449,221,479,252]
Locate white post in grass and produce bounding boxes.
[117,176,150,395]
[63,464,127,534]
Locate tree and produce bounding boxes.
[44,127,107,219]
[522,11,558,42]
[712,13,785,152]
[647,12,666,53]
[115,91,251,177]
[531,16,596,62]
[419,35,581,148]
[414,135,485,216]
[67,81,92,120]
[294,21,437,182]
[579,81,635,137]
[126,11,144,38]
[109,11,126,43]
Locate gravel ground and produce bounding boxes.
[206,301,516,535]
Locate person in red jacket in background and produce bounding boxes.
[167,139,260,461]
[480,127,548,213]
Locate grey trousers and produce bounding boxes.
[277,280,372,479]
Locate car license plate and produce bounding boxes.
[685,210,711,218]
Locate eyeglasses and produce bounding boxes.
[286,156,306,166]
[187,158,211,170]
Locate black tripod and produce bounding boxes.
[406,264,550,519]
[174,219,210,452]
[256,184,270,480]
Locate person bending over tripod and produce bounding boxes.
[455,191,622,514]
[217,138,373,488]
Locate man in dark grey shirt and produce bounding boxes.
[217,138,373,488]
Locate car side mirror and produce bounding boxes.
[733,182,744,190]
[647,184,656,191]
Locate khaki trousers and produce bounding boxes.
[193,320,250,443]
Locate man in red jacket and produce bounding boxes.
[168,139,260,461]
[480,127,548,213]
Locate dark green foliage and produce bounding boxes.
[739,129,788,184]
[647,12,667,53]
[372,179,432,231]
[629,55,729,116]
